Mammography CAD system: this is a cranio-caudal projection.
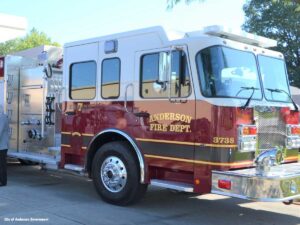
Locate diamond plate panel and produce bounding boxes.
[254,107,286,150]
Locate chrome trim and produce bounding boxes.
[212,162,300,202]
[151,179,193,192]
[124,83,133,113]
[100,156,127,193]
[211,190,300,202]
[64,164,84,172]
[86,129,145,183]
[254,148,282,176]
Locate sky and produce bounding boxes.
[0,0,247,45]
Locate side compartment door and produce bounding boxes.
[134,46,196,174]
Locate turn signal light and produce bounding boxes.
[218,180,231,190]
[242,126,257,135]
[287,124,300,136]
[291,126,300,135]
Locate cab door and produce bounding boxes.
[133,46,196,174]
[62,43,98,166]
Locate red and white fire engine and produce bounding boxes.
[0,26,299,205]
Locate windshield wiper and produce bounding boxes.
[266,88,298,112]
[236,87,259,110]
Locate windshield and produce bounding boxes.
[196,46,262,99]
[258,55,290,102]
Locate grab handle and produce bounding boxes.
[124,83,134,113]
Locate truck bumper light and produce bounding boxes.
[238,125,257,152]
[218,179,231,190]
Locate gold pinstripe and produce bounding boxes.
[136,138,237,148]
[61,144,71,148]
[144,154,253,166]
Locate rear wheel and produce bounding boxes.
[92,141,147,205]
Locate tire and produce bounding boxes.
[92,141,147,205]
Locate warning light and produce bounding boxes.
[218,180,231,190]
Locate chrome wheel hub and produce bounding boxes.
[100,156,127,193]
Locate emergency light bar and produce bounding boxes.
[202,25,277,48]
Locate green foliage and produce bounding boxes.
[273,0,300,11]
[243,0,300,87]
[166,0,204,10]
[0,28,60,56]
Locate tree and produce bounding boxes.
[167,0,204,10]
[167,0,300,11]
[243,0,300,87]
[0,28,60,56]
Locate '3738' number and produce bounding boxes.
[212,137,235,144]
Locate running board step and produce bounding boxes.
[151,179,194,192]
[64,164,84,172]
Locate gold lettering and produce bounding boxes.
[164,113,170,121]
[150,115,154,123]
[150,124,156,131]
[150,113,192,123]
[77,103,83,112]
[170,125,175,132]
[183,125,191,133]
[186,116,192,124]
[162,124,168,132]
[175,113,181,121]
[213,137,235,144]
[159,114,163,121]
[180,115,186,123]
[170,113,175,121]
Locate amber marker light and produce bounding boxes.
[242,126,257,136]
[194,179,200,185]
[291,126,300,135]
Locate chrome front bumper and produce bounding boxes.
[212,162,300,202]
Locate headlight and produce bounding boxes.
[238,125,257,152]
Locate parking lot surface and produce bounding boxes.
[0,162,299,225]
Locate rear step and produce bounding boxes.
[151,179,194,192]
[64,164,85,173]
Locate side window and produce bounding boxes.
[101,58,120,99]
[70,61,97,100]
[141,53,167,98]
[140,51,190,98]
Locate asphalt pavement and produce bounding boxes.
[0,161,299,225]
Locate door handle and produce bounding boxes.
[65,111,75,116]
[170,98,188,104]
[134,112,150,118]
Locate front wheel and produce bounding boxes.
[92,141,147,205]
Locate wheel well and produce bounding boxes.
[86,131,145,182]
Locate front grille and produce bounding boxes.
[254,107,286,150]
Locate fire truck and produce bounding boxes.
[0,26,300,205]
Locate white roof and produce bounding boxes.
[0,13,27,43]
[65,26,183,47]
[65,25,278,50]
[187,25,277,48]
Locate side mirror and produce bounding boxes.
[158,52,170,84]
[153,52,170,93]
